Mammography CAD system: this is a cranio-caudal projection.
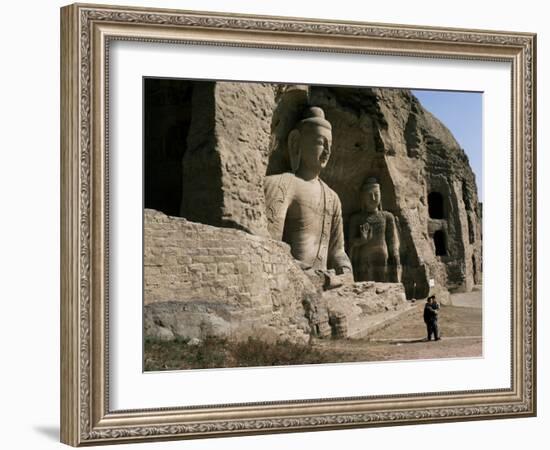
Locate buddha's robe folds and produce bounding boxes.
[348,210,401,282]
[264,173,351,273]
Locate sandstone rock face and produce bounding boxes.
[269,86,482,298]
[180,82,276,236]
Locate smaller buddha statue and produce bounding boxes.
[348,177,402,283]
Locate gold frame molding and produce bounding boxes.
[60,2,537,446]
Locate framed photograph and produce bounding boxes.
[60,2,536,446]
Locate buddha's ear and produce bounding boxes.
[288,129,301,173]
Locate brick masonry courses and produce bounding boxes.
[144,209,317,343]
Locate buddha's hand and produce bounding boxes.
[359,223,371,240]
[297,260,313,271]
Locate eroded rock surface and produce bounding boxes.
[324,282,409,339]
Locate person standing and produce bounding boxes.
[431,296,441,340]
[424,295,441,341]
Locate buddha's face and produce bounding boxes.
[361,185,381,212]
[298,125,332,172]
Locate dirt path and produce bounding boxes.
[312,293,483,363]
[450,285,482,308]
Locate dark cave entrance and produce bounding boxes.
[433,230,447,256]
[428,191,445,219]
[143,78,193,217]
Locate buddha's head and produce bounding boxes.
[287,106,332,176]
[360,177,381,212]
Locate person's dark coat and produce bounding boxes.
[424,303,436,323]
[424,301,440,340]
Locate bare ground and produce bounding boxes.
[144,290,483,370]
[311,289,483,363]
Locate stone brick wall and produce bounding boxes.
[144,209,316,343]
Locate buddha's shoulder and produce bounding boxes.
[381,210,397,220]
[265,172,296,185]
[320,180,341,202]
[264,173,296,199]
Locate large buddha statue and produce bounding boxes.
[264,107,352,275]
[348,177,402,282]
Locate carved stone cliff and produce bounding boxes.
[143,79,483,342]
[298,86,483,298]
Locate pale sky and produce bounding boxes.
[412,89,483,201]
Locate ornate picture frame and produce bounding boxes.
[60,3,536,446]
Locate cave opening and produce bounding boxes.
[467,214,475,244]
[144,78,193,217]
[433,230,447,256]
[428,191,445,219]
